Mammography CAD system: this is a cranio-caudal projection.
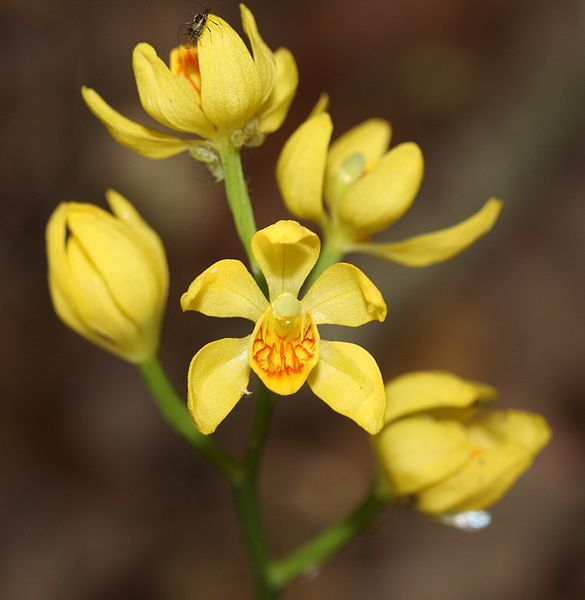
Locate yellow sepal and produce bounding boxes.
[375,415,472,495]
[66,205,160,326]
[308,340,386,434]
[358,199,503,267]
[385,370,496,423]
[416,443,529,514]
[105,189,168,301]
[180,259,268,322]
[447,453,531,513]
[66,236,142,355]
[240,4,276,105]
[81,87,194,159]
[276,112,332,223]
[47,205,92,341]
[258,48,299,134]
[187,337,251,434]
[252,221,320,300]
[198,14,263,133]
[301,262,387,326]
[468,410,551,459]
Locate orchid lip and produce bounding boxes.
[249,305,320,394]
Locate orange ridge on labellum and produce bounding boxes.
[470,444,484,458]
[173,48,202,94]
[252,315,318,378]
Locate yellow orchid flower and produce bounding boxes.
[46,190,168,363]
[82,5,298,170]
[277,112,503,267]
[181,220,388,435]
[374,371,551,515]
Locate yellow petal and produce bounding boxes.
[249,307,320,395]
[132,43,215,137]
[276,112,332,223]
[180,259,268,321]
[301,262,387,326]
[66,204,161,333]
[468,410,551,458]
[81,87,192,159]
[240,4,276,105]
[187,337,250,434]
[105,189,168,305]
[258,48,299,134]
[252,221,321,300]
[46,204,95,340]
[198,14,263,132]
[324,119,391,206]
[385,371,497,423]
[358,199,503,267]
[417,443,530,514]
[67,237,143,360]
[376,415,472,495]
[308,340,385,434]
[449,450,533,512]
[338,143,424,236]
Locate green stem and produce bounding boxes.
[304,238,344,289]
[244,383,274,481]
[232,383,277,598]
[269,490,384,587]
[218,145,261,279]
[218,144,273,595]
[233,481,278,599]
[138,356,239,481]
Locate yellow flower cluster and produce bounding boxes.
[44,3,550,527]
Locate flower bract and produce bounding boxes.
[46,190,168,363]
[181,220,388,435]
[277,111,503,267]
[374,371,551,515]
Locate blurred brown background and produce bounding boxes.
[2,0,584,598]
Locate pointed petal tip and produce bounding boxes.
[359,197,504,267]
[179,289,192,312]
[310,93,330,117]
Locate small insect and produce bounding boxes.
[178,8,211,47]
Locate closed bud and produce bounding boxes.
[46,190,168,363]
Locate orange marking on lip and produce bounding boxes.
[470,444,483,458]
[173,47,201,94]
[252,315,318,378]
